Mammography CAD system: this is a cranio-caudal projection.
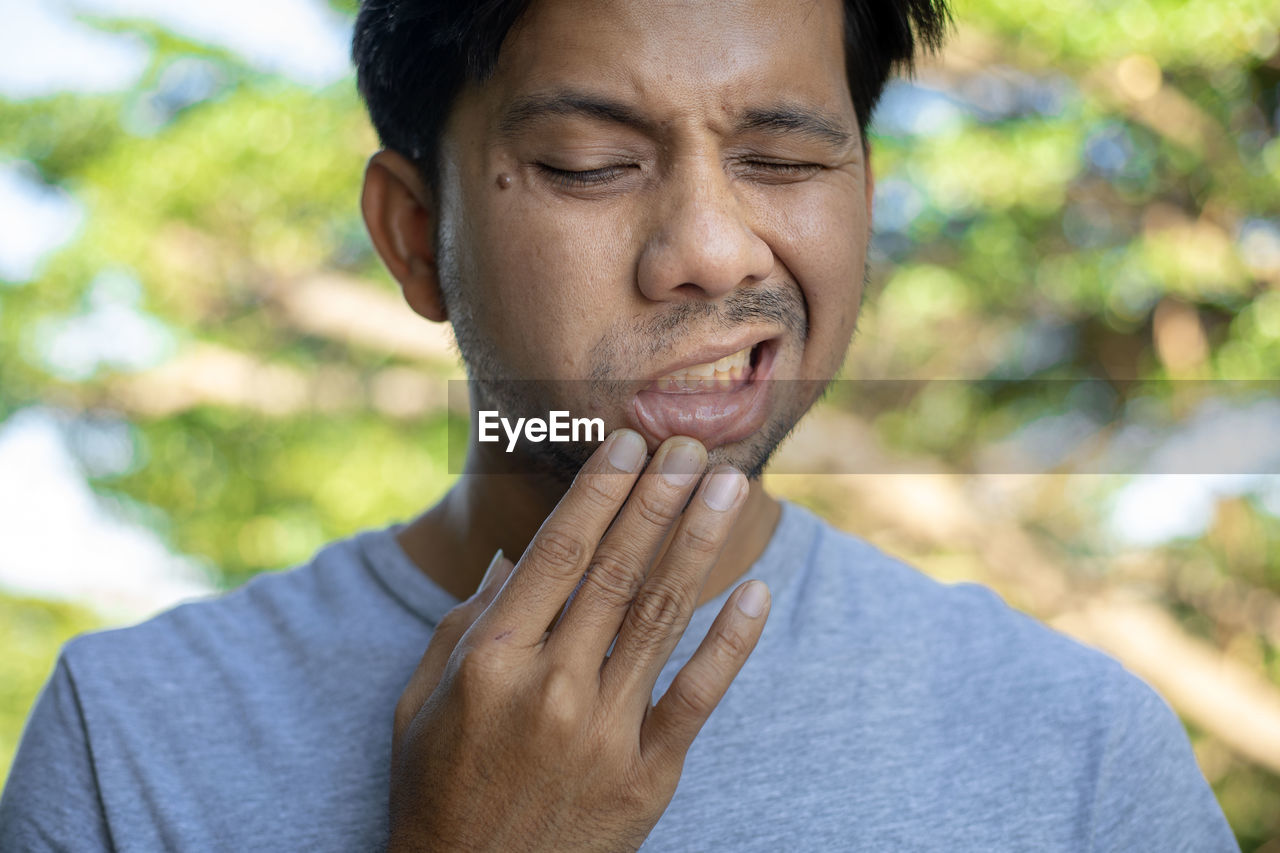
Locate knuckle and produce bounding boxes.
[678,520,723,556]
[529,527,588,576]
[711,623,752,662]
[446,645,509,723]
[434,604,476,638]
[631,489,680,528]
[534,665,585,729]
[576,474,623,513]
[435,608,464,634]
[668,672,717,718]
[585,553,642,608]
[629,580,690,637]
[451,642,503,690]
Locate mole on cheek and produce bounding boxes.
[496,173,512,189]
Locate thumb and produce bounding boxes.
[393,549,516,744]
[473,548,517,604]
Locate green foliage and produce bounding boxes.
[0,594,102,786]
[112,409,455,586]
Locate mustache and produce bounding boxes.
[636,285,807,357]
[588,284,808,385]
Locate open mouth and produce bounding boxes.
[631,337,780,447]
[648,339,774,394]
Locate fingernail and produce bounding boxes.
[660,440,704,486]
[607,429,646,472]
[702,467,744,511]
[479,548,505,590]
[736,580,769,618]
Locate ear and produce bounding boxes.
[360,149,448,323]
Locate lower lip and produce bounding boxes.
[630,340,778,448]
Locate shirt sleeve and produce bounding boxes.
[1088,667,1240,853]
[0,652,115,852]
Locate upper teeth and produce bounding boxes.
[656,345,752,390]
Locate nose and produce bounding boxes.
[636,158,774,302]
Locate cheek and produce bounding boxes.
[754,180,868,335]
[461,188,637,375]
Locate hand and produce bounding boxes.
[388,430,771,852]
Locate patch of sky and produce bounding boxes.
[1107,395,1280,545]
[869,230,914,264]
[0,407,215,621]
[63,411,146,479]
[1123,394,1280,476]
[953,67,1078,121]
[1237,218,1280,279]
[977,409,1107,473]
[1084,123,1134,176]
[1104,264,1163,326]
[972,382,1280,529]
[73,0,353,86]
[0,0,149,98]
[123,57,229,135]
[0,161,85,284]
[872,176,927,233]
[27,268,177,381]
[986,322,1078,378]
[1083,121,1155,186]
[0,0,352,100]
[974,379,1118,472]
[1261,477,1280,518]
[873,81,969,137]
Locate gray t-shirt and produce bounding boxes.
[1,500,1238,851]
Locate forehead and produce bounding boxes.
[485,0,853,127]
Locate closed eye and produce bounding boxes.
[740,160,822,178]
[536,163,631,188]
[535,159,821,190]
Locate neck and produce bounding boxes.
[396,441,782,606]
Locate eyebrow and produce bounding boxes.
[496,91,854,150]
[736,106,853,150]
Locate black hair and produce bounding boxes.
[352,0,951,196]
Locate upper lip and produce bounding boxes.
[643,330,778,383]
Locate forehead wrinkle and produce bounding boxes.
[496,91,658,142]
[496,86,854,153]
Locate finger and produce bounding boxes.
[640,580,770,767]
[476,547,516,598]
[393,550,515,743]
[546,437,706,666]
[602,465,748,699]
[479,428,649,646]
[437,548,519,660]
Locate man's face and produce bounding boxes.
[434,0,872,479]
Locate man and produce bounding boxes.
[0,0,1239,850]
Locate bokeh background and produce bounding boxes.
[2,0,1279,846]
